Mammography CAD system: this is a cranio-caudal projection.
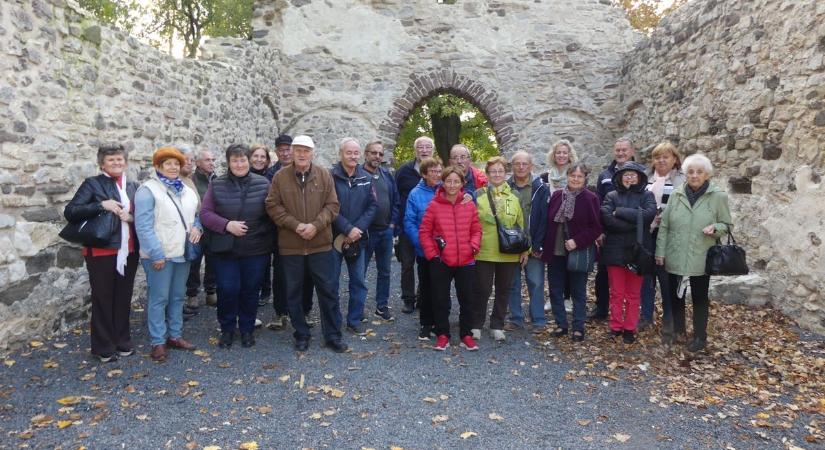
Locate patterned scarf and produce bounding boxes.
[686,180,709,206]
[547,165,568,190]
[553,186,583,223]
[156,171,184,193]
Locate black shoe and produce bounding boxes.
[623,330,636,344]
[418,326,433,341]
[295,338,310,352]
[374,307,395,322]
[347,324,367,336]
[93,352,118,363]
[183,305,199,315]
[610,329,623,338]
[686,338,706,353]
[218,331,234,349]
[571,330,585,342]
[401,302,415,314]
[551,327,568,338]
[116,348,134,357]
[240,332,255,348]
[257,295,270,307]
[637,320,652,332]
[587,311,608,322]
[324,340,348,353]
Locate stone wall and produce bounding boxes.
[0,0,280,349]
[620,0,825,332]
[251,0,639,168]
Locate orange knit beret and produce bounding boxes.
[152,146,186,167]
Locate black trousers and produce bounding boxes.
[430,261,474,338]
[85,252,138,356]
[266,252,313,316]
[399,233,417,305]
[667,273,710,341]
[186,253,216,297]
[280,252,341,343]
[473,261,518,330]
[593,263,609,316]
[416,256,434,328]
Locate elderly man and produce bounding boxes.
[394,136,434,313]
[505,151,551,333]
[590,138,637,322]
[265,134,294,179]
[186,149,217,307]
[362,140,400,322]
[265,135,346,353]
[330,138,377,335]
[448,144,487,197]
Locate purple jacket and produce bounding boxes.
[541,189,603,263]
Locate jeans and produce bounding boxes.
[607,265,643,332]
[667,273,710,341]
[332,242,369,328]
[641,264,672,324]
[507,256,546,327]
[398,233,417,305]
[142,260,191,346]
[281,251,342,343]
[366,228,393,311]
[212,254,269,334]
[185,253,215,297]
[474,261,518,330]
[547,255,588,332]
[430,261,474,338]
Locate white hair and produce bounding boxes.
[682,153,714,176]
[339,137,361,152]
[510,151,533,164]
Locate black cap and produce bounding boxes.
[275,134,293,146]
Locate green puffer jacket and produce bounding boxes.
[476,183,525,263]
[655,182,732,276]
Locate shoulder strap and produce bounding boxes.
[636,207,644,245]
[165,191,190,233]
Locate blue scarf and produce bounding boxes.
[156,171,184,193]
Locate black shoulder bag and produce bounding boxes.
[59,177,120,247]
[485,187,530,254]
[627,207,655,275]
[706,230,749,276]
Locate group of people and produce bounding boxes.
[64,133,731,363]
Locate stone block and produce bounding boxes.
[0,275,41,306]
[55,245,84,269]
[25,250,55,275]
[21,208,62,223]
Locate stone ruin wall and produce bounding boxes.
[0,0,280,348]
[251,0,639,167]
[620,0,825,332]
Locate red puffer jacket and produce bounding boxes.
[419,187,482,267]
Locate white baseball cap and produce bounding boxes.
[291,135,315,149]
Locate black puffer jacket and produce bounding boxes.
[64,174,138,250]
[210,172,275,257]
[600,162,656,266]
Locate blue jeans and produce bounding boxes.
[142,260,190,346]
[212,254,269,334]
[366,228,393,311]
[281,251,342,343]
[507,256,546,326]
[332,242,369,328]
[547,255,588,332]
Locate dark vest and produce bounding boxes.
[211,173,274,257]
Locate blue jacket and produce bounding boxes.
[403,179,439,257]
[367,166,401,236]
[508,175,552,252]
[331,163,377,238]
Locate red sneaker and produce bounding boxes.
[433,335,449,351]
[460,335,479,351]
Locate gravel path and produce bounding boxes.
[0,260,812,449]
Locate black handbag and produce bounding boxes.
[563,222,596,273]
[59,210,119,248]
[486,187,530,254]
[627,207,655,275]
[706,231,749,276]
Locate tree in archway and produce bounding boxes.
[394,94,498,168]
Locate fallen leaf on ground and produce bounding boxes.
[107,369,123,378]
[239,443,258,450]
[422,397,437,404]
[3,359,14,367]
[432,414,449,424]
[56,420,73,429]
[488,412,504,421]
[52,343,67,349]
[578,419,591,426]
[460,431,477,439]
[613,433,631,443]
[56,396,82,406]
[29,341,44,348]
[136,414,149,421]
[187,380,199,387]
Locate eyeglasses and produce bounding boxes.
[451,155,470,161]
[487,170,506,175]
[512,162,530,167]
[368,151,384,157]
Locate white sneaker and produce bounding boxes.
[564,299,573,313]
[254,318,263,328]
[471,328,482,340]
[491,329,506,341]
[544,301,552,312]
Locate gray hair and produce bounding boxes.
[510,151,533,164]
[339,137,361,152]
[195,149,214,161]
[413,136,434,148]
[96,143,127,166]
[567,162,591,178]
[615,136,634,148]
[681,153,714,176]
[176,144,193,156]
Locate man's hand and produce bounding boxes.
[297,223,318,240]
[226,221,248,237]
[347,227,363,242]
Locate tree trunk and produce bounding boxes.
[430,112,461,163]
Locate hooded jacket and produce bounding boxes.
[403,179,439,257]
[600,162,657,267]
[330,163,377,239]
[419,186,481,267]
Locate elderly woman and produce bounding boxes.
[64,144,138,363]
[201,144,275,349]
[542,164,602,342]
[135,147,202,362]
[403,157,443,341]
[542,139,578,190]
[473,156,527,342]
[600,162,656,344]
[419,166,482,351]
[640,142,685,335]
[655,154,731,352]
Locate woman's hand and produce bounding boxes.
[226,221,248,237]
[519,252,529,267]
[116,210,132,223]
[702,224,716,236]
[101,199,123,214]
[655,256,665,266]
[189,227,202,244]
[152,259,166,271]
[595,234,605,248]
[564,239,577,251]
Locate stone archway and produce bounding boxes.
[377,70,517,157]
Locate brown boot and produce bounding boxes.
[166,337,196,351]
[150,344,167,362]
[205,293,217,307]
